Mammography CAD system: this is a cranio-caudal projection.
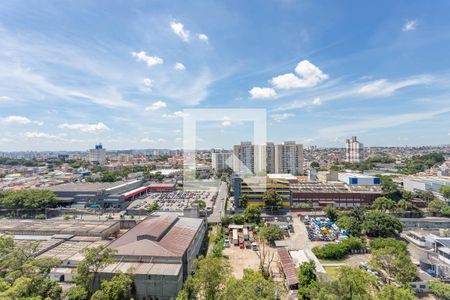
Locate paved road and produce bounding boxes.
[208,181,228,223]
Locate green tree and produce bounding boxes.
[65,285,89,300]
[310,162,320,169]
[191,256,230,300]
[369,246,416,285]
[429,280,450,299]
[258,225,285,245]
[372,197,396,212]
[379,176,402,201]
[307,267,377,300]
[70,245,116,298]
[417,190,435,204]
[336,215,362,237]
[370,238,407,253]
[324,207,339,222]
[377,285,417,300]
[221,269,277,300]
[0,189,58,210]
[298,261,317,299]
[90,273,133,300]
[192,200,206,209]
[428,199,448,216]
[147,202,160,214]
[243,206,262,223]
[362,211,402,238]
[440,186,450,199]
[239,194,249,207]
[262,189,283,208]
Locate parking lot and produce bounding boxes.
[127,190,217,212]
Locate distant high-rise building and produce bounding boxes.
[274,141,304,175]
[233,142,255,174]
[88,143,106,164]
[232,141,303,175]
[211,150,232,171]
[345,136,364,163]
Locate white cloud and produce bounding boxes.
[197,33,209,42]
[1,115,31,125]
[0,138,13,142]
[0,96,12,102]
[271,60,328,90]
[141,78,154,92]
[174,63,186,71]
[358,76,432,96]
[312,97,322,105]
[141,138,155,143]
[270,113,295,122]
[249,87,277,99]
[145,100,167,111]
[222,120,232,127]
[24,132,60,139]
[170,21,190,42]
[131,51,163,67]
[158,138,166,142]
[58,122,110,133]
[403,20,417,31]
[162,111,189,118]
[34,121,44,126]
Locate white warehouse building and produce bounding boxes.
[338,173,381,185]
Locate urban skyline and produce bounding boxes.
[1,1,450,151]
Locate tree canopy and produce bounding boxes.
[362,211,402,238]
[258,225,285,245]
[262,189,283,208]
[0,189,58,210]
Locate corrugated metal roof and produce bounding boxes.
[278,248,299,287]
[100,262,181,276]
[109,213,203,258]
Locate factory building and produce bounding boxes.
[98,212,207,300]
[338,173,381,185]
[232,177,291,207]
[403,177,450,193]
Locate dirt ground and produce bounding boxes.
[223,243,281,279]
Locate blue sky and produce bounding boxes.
[1,0,450,151]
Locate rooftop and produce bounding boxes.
[48,181,128,192]
[109,212,203,257]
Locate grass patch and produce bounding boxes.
[319,258,346,264]
[324,266,341,281]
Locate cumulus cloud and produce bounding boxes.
[1,115,31,125]
[312,97,322,105]
[141,78,154,92]
[58,122,110,133]
[403,20,417,31]
[162,111,189,118]
[271,113,295,122]
[24,132,60,139]
[271,60,328,90]
[249,87,277,99]
[170,21,190,42]
[222,120,232,127]
[131,51,163,67]
[145,100,167,111]
[141,138,155,143]
[174,63,186,71]
[197,33,208,42]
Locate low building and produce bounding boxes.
[98,212,207,300]
[48,180,143,209]
[400,217,450,229]
[290,181,382,208]
[232,177,291,207]
[403,177,450,193]
[338,173,381,185]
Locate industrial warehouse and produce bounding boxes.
[0,212,207,300]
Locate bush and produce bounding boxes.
[370,238,407,253]
[258,225,285,245]
[313,237,364,260]
[35,214,46,220]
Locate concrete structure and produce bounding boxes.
[232,177,291,207]
[99,212,207,300]
[48,179,144,209]
[438,162,450,177]
[232,141,255,174]
[338,173,381,185]
[317,170,339,183]
[345,136,364,163]
[403,177,450,193]
[88,143,106,164]
[275,141,304,175]
[400,217,450,229]
[0,219,120,238]
[290,181,382,208]
[211,150,232,171]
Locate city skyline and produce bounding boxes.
[1,1,450,151]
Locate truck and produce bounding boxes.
[232,229,239,246]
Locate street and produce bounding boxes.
[208,181,228,223]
